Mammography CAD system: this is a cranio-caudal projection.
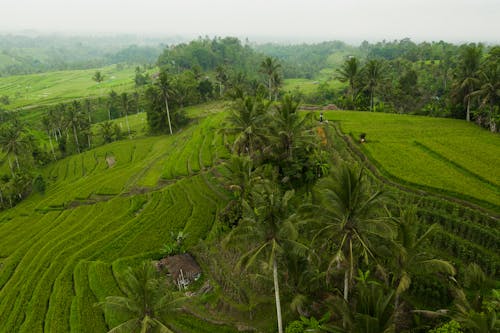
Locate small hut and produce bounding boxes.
[157,253,202,290]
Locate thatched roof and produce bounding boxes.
[157,253,201,285]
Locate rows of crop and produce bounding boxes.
[181,177,220,246]
[328,120,500,277]
[70,261,108,333]
[0,206,99,332]
[326,111,500,207]
[0,108,234,332]
[20,200,133,333]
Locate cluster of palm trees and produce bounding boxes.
[336,57,387,112]
[220,95,496,332]
[453,44,500,132]
[0,117,40,208]
[335,45,499,132]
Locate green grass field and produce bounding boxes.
[0,64,145,110]
[0,108,232,333]
[325,111,500,209]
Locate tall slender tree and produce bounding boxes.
[260,57,281,100]
[158,70,173,135]
[363,59,386,111]
[313,164,390,302]
[454,44,483,122]
[120,92,132,138]
[226,183,306,333]
[225,95,269,157]
[0,123,28,174]
[336,57,360,108]
[66,101,84,154]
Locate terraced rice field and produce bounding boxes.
[0,65,140,110]
[325,111,500,210]
[0,111,231,332]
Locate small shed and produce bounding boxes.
[157,253,202,290]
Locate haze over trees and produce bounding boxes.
[0,33,498,333]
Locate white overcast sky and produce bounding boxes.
[0,0,498,43]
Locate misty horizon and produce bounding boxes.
[0,0,499,45]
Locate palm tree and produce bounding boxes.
[158,71,173,135]
[83,98,93,148]
[328,278,396,333]
[215,65,228,97]
[363,60,386,111]
[270,94,314,161]
[313,164,390,302]
[454,44,483,122]
[0,123,28,175]
[225,183,307,333]
[41,116,57,160]
[260,57,281,100]
[336,57,360,108]
[390,206,455,309]
[225,95,269,157]
[97,261,182,333]
[99,122,115,144]
[470,58,499,132]
[120,92,132,138]
[65,101,84,154]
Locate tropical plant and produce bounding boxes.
[453,44,483,122]
[120,92,132,138]
[65,100,85,154]
[96,261,182,333]
[336,57,360,108]
[0,122,29,174]
[363,59,387,111]
[470,54,499,132]
[224,95,269,157]
[389,206,456,309]
[312,163,390,302]
[225,182,307,333]
[158,70,173,135]
[260,57,282,100]
[269,94,314,161]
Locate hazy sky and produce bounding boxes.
[1,0,499,43]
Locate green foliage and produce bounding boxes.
[429,320,463,333]
[327,111,500,208]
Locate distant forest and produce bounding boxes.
[0,34,176,75]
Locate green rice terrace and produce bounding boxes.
[0,103,498,332]
[0,36,499,333]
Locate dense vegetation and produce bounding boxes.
[0,35,498,333]
[0,34,167,76]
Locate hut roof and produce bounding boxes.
[159,253,201,283]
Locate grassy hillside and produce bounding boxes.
[0,108,233,333]
[325,111,500,210]
[0,65,144,110]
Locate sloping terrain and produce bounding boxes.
[0,111,232,332]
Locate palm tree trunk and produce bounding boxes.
[14,155,20,171]
[48,132,56,160]
[273,257,283,333]
[351,82,356,110]
[466,96,471,122]
[7,155,14,177]
[490,105,496,132]
[268,77,272,101]
[164,96,173,135]
[125,112,131,138]
[370,89,374,112]
[73,125,80,154]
